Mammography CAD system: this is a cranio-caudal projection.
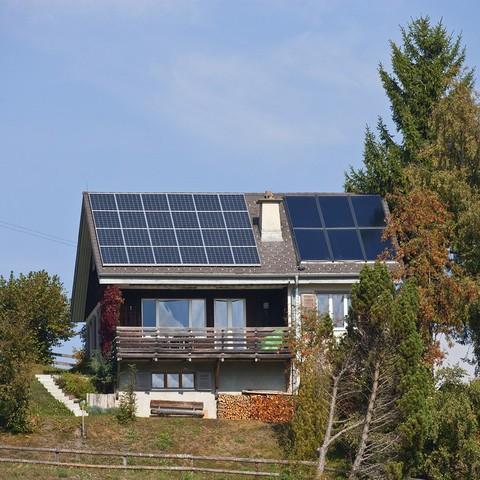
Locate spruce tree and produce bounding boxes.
[348,264,431,477]
[346,16,472,193]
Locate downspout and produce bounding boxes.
[292,274,300,394]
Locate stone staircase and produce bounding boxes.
[35,374,88,417]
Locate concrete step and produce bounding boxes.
[35,374,88,417]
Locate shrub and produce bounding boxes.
[89,349,116,393]
[0,315,34,433]
[56,372,95,401]
[116,365,136,424]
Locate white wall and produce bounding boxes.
[128,390,217,419]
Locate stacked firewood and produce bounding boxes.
[217,393,294,423]
[217,394,251,420]
[249,394,294,423]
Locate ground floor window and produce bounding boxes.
[316,293,351,329]
[142,299,206,328]
[151,372,195,390]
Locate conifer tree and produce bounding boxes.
[347,264,431,478]
[346,16,472,193]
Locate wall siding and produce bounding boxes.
[119,288,288,328]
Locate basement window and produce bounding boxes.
[151,372,195,390]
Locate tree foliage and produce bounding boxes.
[347,264,431,478]
[0,271,72,362]
[384,189,478,359]
[0,313,34,432]
[421,368,480,480]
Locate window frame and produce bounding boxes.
[151,371,196,391]
[214,298,247,329]
[316,292,350,330]
[141,298,206,329]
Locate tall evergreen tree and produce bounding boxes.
[347,264,431,478]
[346,16,472,193]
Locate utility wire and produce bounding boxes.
[0,220,76,247]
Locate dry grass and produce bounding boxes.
[0,380,296,479]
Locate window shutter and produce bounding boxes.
[196,371,213,391]
[135,372,152,391]
[301,294,317,311]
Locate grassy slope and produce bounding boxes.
[0,378,296,479]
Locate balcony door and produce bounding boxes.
[214,299,246,349]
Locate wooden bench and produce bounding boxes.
[150,400,204,418]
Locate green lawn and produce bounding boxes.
[0,375,321,479]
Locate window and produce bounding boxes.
[151,372,195,390]
[214,299,246,329]
[141,299,206,328]
[316,293,350,329]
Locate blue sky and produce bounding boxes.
[1,1,479,357]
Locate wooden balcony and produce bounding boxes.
[115,326,291,360]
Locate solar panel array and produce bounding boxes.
[88,193,260,266]
[284,195,392,262]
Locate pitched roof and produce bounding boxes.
[71,191,396,322]
[82,192,394,279]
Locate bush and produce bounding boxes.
[116,365,136,424]
[89,350,116,393]
[56,372,95,401]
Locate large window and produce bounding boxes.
[316,293,350,329]
[151,372,195,390]
[214,299,246,329]
[142,299,206,328]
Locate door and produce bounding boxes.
[214,299,246,349]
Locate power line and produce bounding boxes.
[0,220,76,247]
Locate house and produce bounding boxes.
[71,191,392,418]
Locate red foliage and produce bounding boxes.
[385,189,479,363]
[99,285,124,357]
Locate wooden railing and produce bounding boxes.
[115,326,291,360]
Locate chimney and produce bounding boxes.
[257,191,283,242]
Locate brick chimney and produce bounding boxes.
[256,191,283,242]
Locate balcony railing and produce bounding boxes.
[115,326,291,360]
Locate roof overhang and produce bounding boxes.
[71,206,93,323]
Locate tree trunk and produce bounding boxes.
[316,376,339,479]
[350,359,380,478]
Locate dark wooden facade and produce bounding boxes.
[119,288,288,329]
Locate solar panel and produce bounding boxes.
[293,229,330,260]
[142,194,169,211]
[360,229,393,260]
[149,229,177,246]
[327,230,363,260]
[318,196,354,228]
[101,246,128,264]
[97,229,124,246]
[198,212,225,228]
[93,211,120,228]
[88,193,260,266]
[146,212,172,228]
[283,196,322,228]
[116,193,143,211]
[351,196,386,227]
[206,247,234,264]
[285,194,390,262]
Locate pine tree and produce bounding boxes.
[346,16,472,194]
[347,264,431,478]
